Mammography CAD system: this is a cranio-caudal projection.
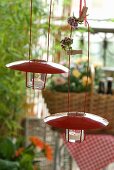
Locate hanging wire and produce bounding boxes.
[67,0,90,142]
[43,0,53,89]
[29,0,33,60]
[68,55,71,114]
[46,0,53,61]
[67,27,73,114]
[44,0,53,143]
[84,0,87,26]
[67,0,89,119]
[79,0,88,141]
[83,21,90,114]
[79,0,82,17]
[77,0,89,115]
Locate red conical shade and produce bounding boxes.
[6,59,69,74]
[44,112,109,130]
[45,112,109,143]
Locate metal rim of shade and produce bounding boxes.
[44,112,109,130]
[6,59,69,74]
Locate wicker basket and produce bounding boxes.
[42,90,114,135]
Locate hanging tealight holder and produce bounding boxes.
[6,0,69,90]
[65,113,85,143]
[6,58,68,90]
[44,0,109,143]
[26,72,46,90]
[65,129,84,143]
[25,59,46,90]
[44,111,108,143]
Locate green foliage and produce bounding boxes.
[0,136,34,170]
[0,159,19,170]
[0,0,46,136]
[0,136,52,170]
[19,154,34,170]
[0,138,15,160]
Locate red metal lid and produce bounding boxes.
[6,59,69,74]
[44,112,109,130]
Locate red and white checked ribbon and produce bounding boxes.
[79,0,87,25]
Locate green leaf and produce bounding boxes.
[0,159,19,170]
[20,154,34,170]
[0,138,15,160]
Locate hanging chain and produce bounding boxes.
[29,0,33,60]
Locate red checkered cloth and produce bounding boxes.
[64,135,114,170]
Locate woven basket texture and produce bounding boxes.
[42,90,114,135]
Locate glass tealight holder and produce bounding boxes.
[65,129,85,143]
[26,72,46,90]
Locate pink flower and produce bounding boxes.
[52,77,66,85]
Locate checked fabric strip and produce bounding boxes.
[64,135,114,170]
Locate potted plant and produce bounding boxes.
[0,136,53,170]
